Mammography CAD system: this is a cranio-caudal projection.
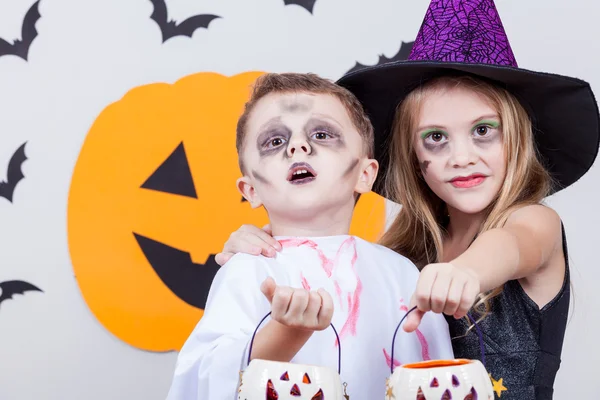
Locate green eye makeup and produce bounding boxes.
[474,120,500,129]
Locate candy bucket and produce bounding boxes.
[385,307,494,399]
[238,312,349,399]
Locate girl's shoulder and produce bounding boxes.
[504,203,562,237]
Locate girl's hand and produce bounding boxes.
[403,262,481,332]
[215,224,282,266]
[260,277,334,331]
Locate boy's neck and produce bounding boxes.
[268,211,352,238]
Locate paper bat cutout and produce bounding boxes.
[346,41,415,74]
[0,0,41,61]
[149,0,221,43]
[0,142,27,203]
[283,0,317,14]
[0,280,43,309]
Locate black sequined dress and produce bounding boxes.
[446,225,570,400]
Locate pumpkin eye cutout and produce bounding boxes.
[311,389,324,400]
[463,387,477,400]
[141,142,197,199]
[452,374,460,387]
[290,384,301,396]
[416,387,426,400]
[303,373,311,384]
[430,377,439,387]
[280,371,289,381]
[441,389,451,400]
[266,379,279,400]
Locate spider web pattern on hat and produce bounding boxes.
[409,0,518,66]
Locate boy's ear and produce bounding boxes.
[237,176,263,209]
[355,158,379,194]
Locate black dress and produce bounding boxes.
[446,224,570,400]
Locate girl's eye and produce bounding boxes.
[429,132,445,142]
[313,131,330,140]
[475,125,489,136]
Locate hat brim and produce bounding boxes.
[336,61,600,197]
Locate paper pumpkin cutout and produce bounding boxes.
[239,359,344,399]
[386,359,495,400]
[67,71,387,352]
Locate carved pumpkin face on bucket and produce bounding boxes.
[67,71,387,352]
[239,359,343,400]
[386,359,495,400]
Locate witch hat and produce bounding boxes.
[337,0,599,196]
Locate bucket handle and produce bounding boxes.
[390,306,486,374]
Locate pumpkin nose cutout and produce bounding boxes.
[463,387,477,400]
[311,389,324,400]
[290,384,301,396]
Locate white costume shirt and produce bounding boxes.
[166,235,454,400]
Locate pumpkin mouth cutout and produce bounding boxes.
[403,359,472,369]
[133,233,220,309]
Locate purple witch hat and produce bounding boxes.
[337,0,599,196]
[408,0,517,66]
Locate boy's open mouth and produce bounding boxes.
[287,162,317,185]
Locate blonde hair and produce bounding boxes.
[379,75,553,321]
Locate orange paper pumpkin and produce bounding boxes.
[67,71,386,352]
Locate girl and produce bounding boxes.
[214,0,600,398]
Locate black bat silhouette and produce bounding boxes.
[0,0,41,61]
[149,0,221,43]
[0,280,43,309]
[283,0,317,14]
[346,41,415,74]
[0,142,27,203]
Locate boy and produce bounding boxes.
[165,73,454,399]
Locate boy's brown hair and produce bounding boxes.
[236,73,374,173]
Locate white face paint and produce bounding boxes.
[239,91,376,227]
[413,85,507,216]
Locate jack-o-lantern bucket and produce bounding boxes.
[238,312,348,400]
[386,308,494,400]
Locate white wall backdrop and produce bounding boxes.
[0,0,598,399]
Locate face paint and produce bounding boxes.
[420,128,449,153]
[256,121,291,158]
[420,160,431,175]
[305,118,346,150]
[279,97,313,113]
[251,170,272,185]
[472,120,502,149]
[341,158,360,178]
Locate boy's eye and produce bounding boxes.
[269,138,284,147]
[313,131,330,140]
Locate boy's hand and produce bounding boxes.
[215,224,281,266]
[260,277,334,331]
[403,262,481,332]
